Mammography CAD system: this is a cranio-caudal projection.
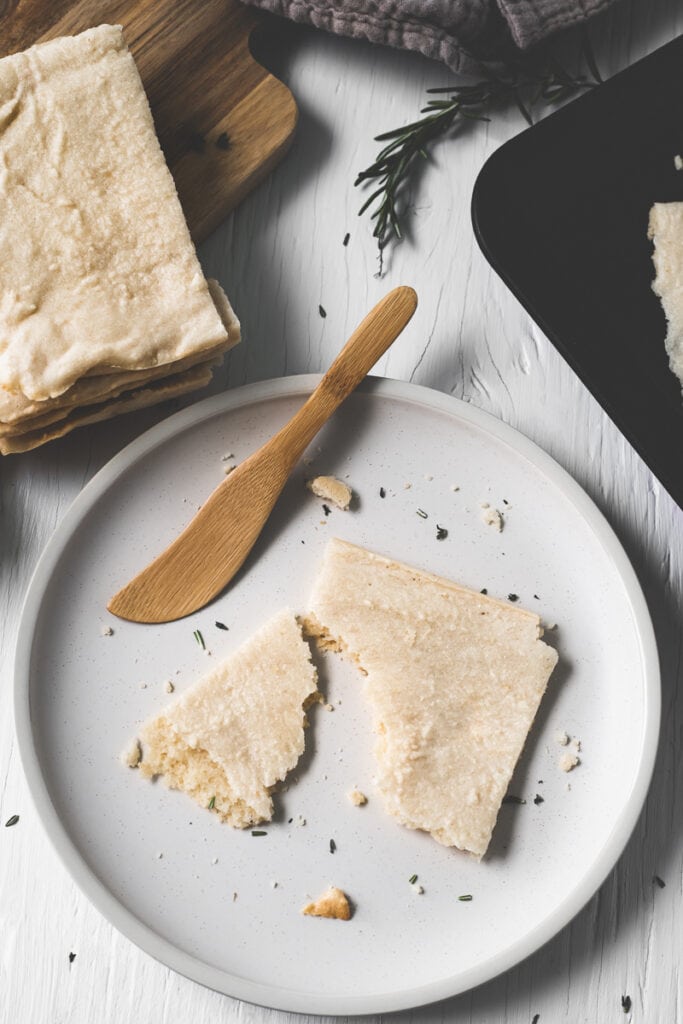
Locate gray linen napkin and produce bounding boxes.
[243,0,617,73]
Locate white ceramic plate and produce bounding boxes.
[15,377,659,1015]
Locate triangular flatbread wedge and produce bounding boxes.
[136,610,318,827]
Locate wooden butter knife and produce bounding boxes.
[108,286,418,623]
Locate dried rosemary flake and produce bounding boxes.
[458,894,473,902]
[251,830,267,837]
[4,814,19,827]
[502,794,526,805]
[621,995,632,1014]
[416,508,428,519]
[379,487,386,498]
[507,593,519,602]
[215,621,229,631]
[343,232,350,246]
[408,874,418,885]
[329,838,336,853]
[319,304,327,318]
[69,952,76,964]
[653,875,666,889]
[436,525,448,540]
[193,629,205,649]
[322,504,331,517]
[533,793,544,805]
[208,796,216,810]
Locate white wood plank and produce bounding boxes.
[2,2,683,1021]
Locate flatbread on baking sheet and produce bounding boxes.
[0,360,217,454]
[0,26,231,402]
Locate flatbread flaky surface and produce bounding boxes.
[307,538,558,858]
[0,25,230,401]
[137,610,318,828]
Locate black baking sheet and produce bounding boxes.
[471,34,683,508]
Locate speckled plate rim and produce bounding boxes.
[13,375,661,1016]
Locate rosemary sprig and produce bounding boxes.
[355,33,602,268]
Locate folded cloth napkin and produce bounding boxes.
[243,0,617,74]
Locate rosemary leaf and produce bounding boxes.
[355,33,602,262]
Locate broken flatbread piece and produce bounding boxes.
[302,886,351,920]
[306,538,558,858]
[136,610,317,827]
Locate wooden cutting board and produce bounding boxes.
[0,0,297,242]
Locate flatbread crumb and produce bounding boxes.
[348,789,367,806]
[121,738,141,768]
[307,475,353,510]
[302,886,351,920]
[480,503,504,531]
[299,615,344,654]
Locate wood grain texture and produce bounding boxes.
[108,286,417,621]
[0,0,298,241]
[2,1,683,1022]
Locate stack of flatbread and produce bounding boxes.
[0,25,240,455]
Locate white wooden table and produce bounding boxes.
[2,3,682,1020]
